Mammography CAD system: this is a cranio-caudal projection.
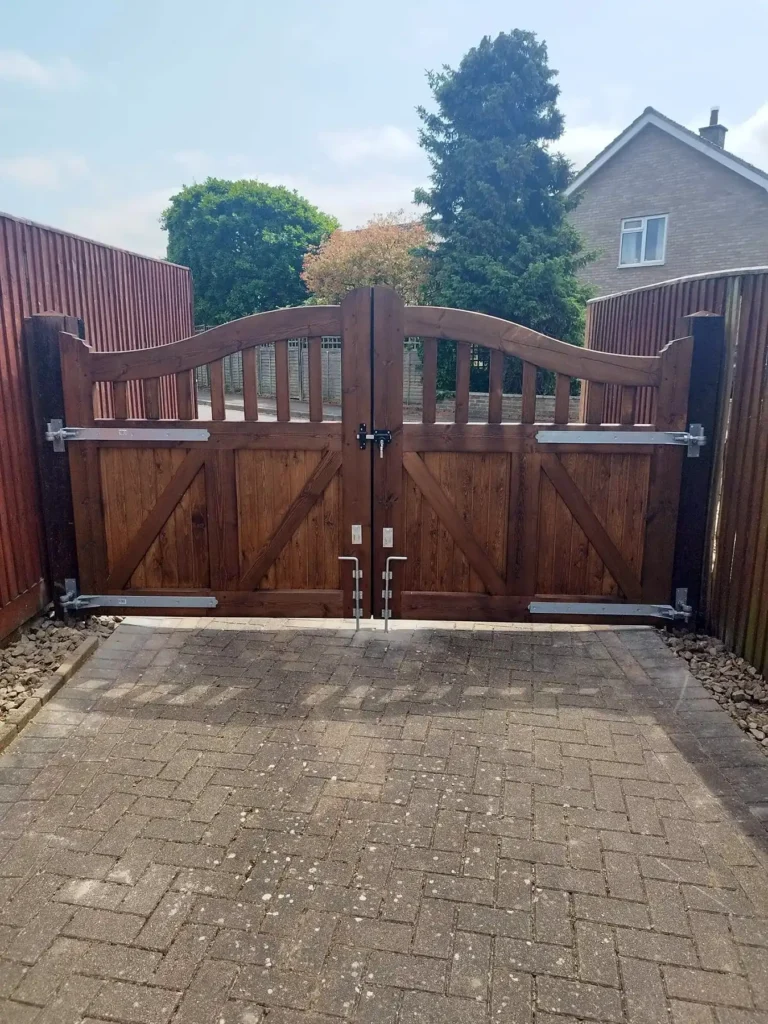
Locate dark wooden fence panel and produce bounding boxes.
[0,211,193,639]
[587,268,768,673]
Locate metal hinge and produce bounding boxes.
[46,419,210,452]
[536,424,706,457]
[60,579,217,611]
[528,600,690,621]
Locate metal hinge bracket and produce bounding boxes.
[46,420,210,451]
[60,579,217,611]
[536,424,706,457]
[528,600,690,622]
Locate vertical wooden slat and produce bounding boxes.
[619,386,637,426]
[308,336,323,423]
[144,378,161,420]
[242,347,259,420]
[113,381,128,419]
[209,359,226,421]
[176,371,194,420]
[59,332,108,593]
[488,349,504,424]
[341,288,373,619]
[422,338,437,424]
[372,287,405,618]
[521,362,536,423]
[275,339,290,422]
[455,342,470,424]
[641,335,693,602]
[554,373,570,424]
[205,451,239,589]
[584,382,605,425]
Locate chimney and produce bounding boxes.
[699,107,728,148]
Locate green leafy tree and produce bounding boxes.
[162,178,338,325]
[414,30,592,391]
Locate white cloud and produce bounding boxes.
[557,122,622,169]
[58,187,175,258]
[319,126,420,166]
[0,50,84,89]
[725,103,768,169]
[0,153,89,189]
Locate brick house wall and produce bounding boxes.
[568,124,768,296]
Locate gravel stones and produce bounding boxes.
[660,629,768,756]
[0,614,119,721]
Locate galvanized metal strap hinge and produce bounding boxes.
[60,578,218,611]
[529,597,691,622]
[536,423,706,457]
[46,419,210,451]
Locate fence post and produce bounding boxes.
[23,313,83,614]
[671,312,726,625]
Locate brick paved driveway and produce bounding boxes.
[1,618,767,1024]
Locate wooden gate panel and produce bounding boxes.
[396,304,692,619]
[61,303,349,616]
[236,449,342,591]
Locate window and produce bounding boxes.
[619,215,668,267]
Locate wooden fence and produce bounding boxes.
[0,211,193,639]
[587,268,768,672]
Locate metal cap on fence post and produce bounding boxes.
[23,313,82,616]
[671,311,726,626]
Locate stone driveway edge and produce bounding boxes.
[0,632,99,754]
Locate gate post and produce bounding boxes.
[23,313,82,614]
[671,312,726,625]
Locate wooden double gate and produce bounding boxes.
[53,286,694,622]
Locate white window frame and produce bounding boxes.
[618,214,668,268]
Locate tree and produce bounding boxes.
[414,29,592,389]
[301,213,430,304]
[162,178,338,325]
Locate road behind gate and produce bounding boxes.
[1,618,767,1024]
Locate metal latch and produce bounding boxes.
[535,423,706,458]
[60,579,218,611]
[381,555,407,630]
[46,419,210,451]
[339,556,363,631]
[357,424,393,458]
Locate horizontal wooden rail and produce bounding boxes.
[82,306,342,382]
[404,306,665,386]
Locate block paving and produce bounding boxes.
[0,616,767,1023]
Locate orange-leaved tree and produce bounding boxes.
[301,212,431,304]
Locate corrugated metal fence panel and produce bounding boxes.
[587,268,768,674]
[0,211,193,639]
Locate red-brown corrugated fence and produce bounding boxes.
[0,211,193,639]
[587,268,768,673]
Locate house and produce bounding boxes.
[566,106,768,296]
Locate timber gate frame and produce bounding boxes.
[38,286,697,623]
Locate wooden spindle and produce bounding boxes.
[488,349,504,424]
[113,380,128,419]
[308,337,323,422]
[176,370,194,420]
[554,373,570,424]
[275,340,290,422]
[209,359,226,421]
[521,361,536,423]
[144,378,161,420]
[585,382,605,425]
[619,385,637,426]
[455,342,470,424]
[242,348,259,420]
[422,338,437,424]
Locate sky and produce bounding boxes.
[2,0,768,260]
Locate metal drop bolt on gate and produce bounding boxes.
[382,556,407,632]
[357,424,392,458]
[338,556,362,631]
